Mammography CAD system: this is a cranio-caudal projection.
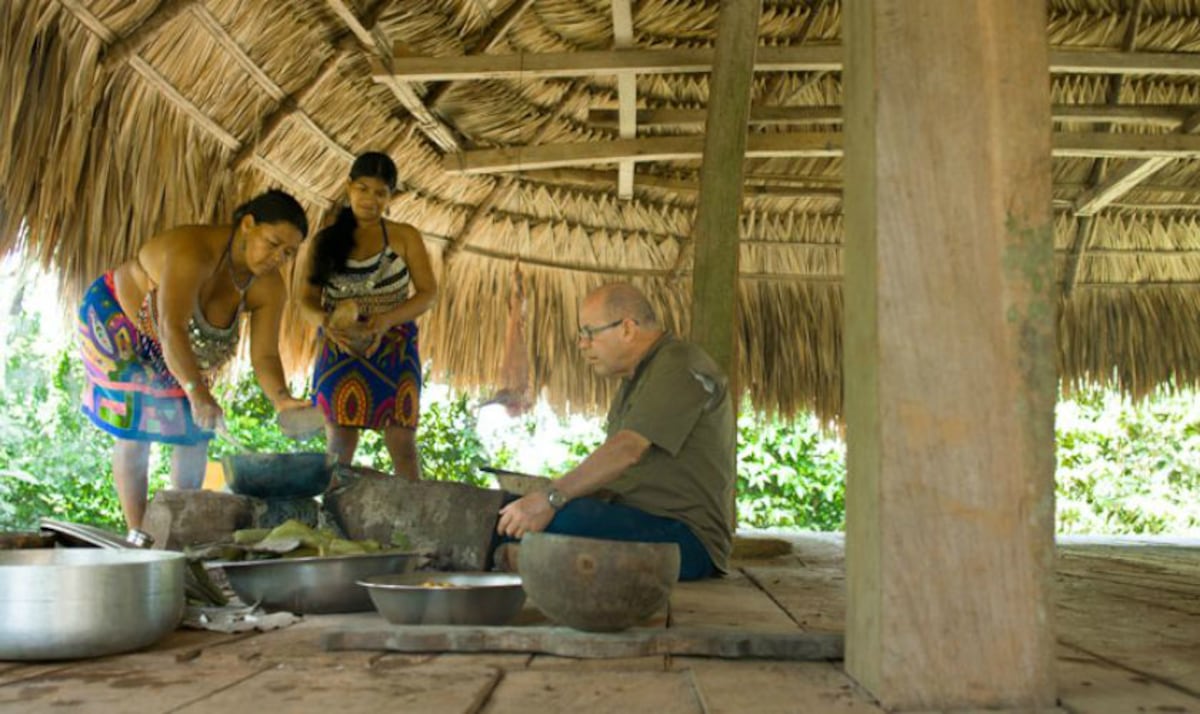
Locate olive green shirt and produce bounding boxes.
[604,334,735,574]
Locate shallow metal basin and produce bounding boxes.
[359,572,525,626]
[0,548,185,660]
[213,551,419,614]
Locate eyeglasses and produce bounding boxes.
[577,318,625,341]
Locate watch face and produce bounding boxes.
[547,488,565,510]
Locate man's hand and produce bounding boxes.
[496,491,556,539]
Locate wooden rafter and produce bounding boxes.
[56,0,332,211]
[423,0,535,109]
[324,0,463,153]
[373,47,1200,83]
[445,82,590,259]
[515,167,841,199]
[446,133,842,173]
[232,44,353,171]
[98,0,194,72]
[372,46,842,82]
[1062,0,1145,299]
[189,5,353,168]
[612,0,636,199]
[445,132,1200,174]
[588,104,1198,130]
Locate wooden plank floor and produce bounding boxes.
[0,533,1196,713]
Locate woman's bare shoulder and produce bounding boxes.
[139,225,226,275]
[384,220,421,242]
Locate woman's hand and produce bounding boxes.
[357,314,391,357]
[323,322,358,354]
[187,385,224,431]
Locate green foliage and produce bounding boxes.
[1055,385,1200,535]
[0,314,161,531]
[3,301,1199,537]
[735,410,846,531]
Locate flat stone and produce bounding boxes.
[324,473,506,570]
[143,490,257,551]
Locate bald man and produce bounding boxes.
[496,283,734,580]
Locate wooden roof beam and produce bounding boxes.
[98,0,194,72]
[232,45,353,171]
[56,0,336,214]
[445,132,1200,174]
[189,6,354,169]
[324,0,464,153]
[1063,0,1145,300]
[372,46,843,82]
[445,83,591,259]
[373,47,1200,82]
[612,0,636,199]
[424,0,535,109]
[516,167,841,199]
[587,104,1197,130]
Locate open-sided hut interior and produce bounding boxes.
[6,0,1200,421]
[4,1,1200,711]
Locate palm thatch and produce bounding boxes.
[4,0,1200,421]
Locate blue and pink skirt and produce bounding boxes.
[77,273,211,445]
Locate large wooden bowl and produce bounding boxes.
[518,533,680,632]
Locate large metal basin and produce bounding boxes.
[213,551,419,614]
[0,548,185,660]
[359,572,525,625]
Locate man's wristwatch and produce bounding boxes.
[545,487,567,511]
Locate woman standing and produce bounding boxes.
[299,152,438,480]
[78,189,312,528]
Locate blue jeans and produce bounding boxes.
[499,495,716,581]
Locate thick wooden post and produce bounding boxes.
[842,1,1057,710]
[689,0,759,375]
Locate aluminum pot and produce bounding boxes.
[0,548,185,660]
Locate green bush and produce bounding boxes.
[0,314,158,531]
[736,410,846,531]
[1055,385,1200,534]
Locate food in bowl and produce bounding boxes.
[359,572,525,625]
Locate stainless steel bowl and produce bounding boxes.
[359,572,525,625]
[0,548,185,660]
[213,551,419,614]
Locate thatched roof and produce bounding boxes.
[4,0,1200,420]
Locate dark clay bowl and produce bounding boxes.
[517,532,680,632]
[221,452,332,499]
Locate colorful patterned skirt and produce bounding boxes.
[312,322,421,430]
[77,273,212,445]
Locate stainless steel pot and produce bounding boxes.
[213,551,420,614]
[0,548,186,660]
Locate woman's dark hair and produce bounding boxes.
[233,188,309,238]
[309,152,399,287]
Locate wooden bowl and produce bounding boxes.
[517,533,679,632]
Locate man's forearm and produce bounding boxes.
[555,430,648,500]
